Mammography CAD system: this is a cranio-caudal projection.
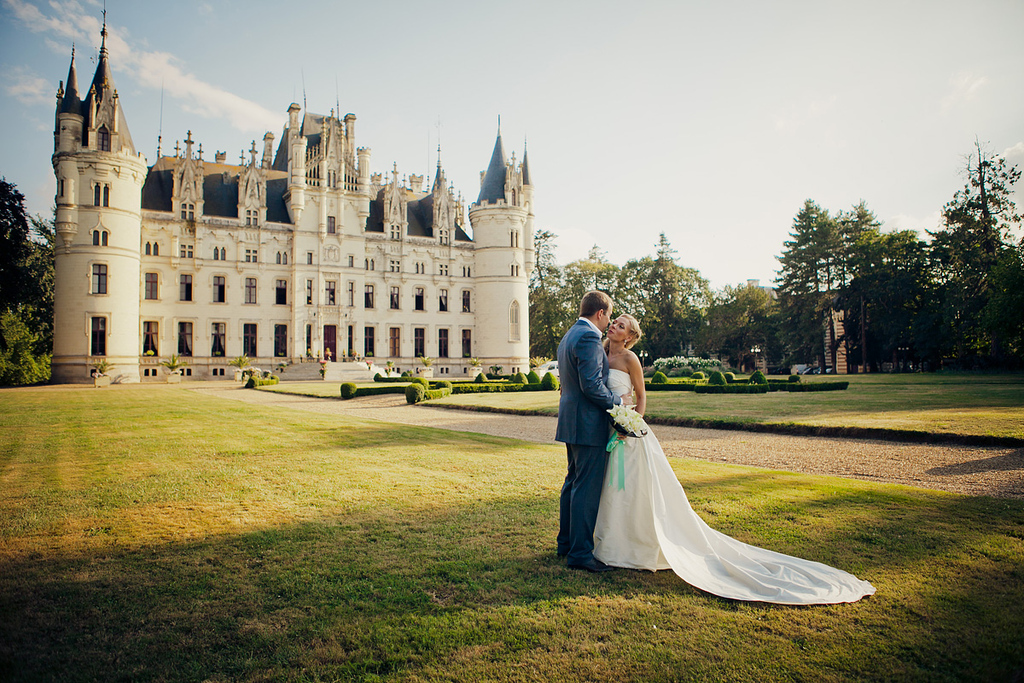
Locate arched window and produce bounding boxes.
[276,252,281,264]
[212,246,219,260]
[93,231,100,246]
[145,242,151,255]
[282,252,288,265]
[94,185,101,206]
[97,126,110,152]
[220,247,226,260]
[101,231,107,246]
[102,185,109,207]
[153,243,159,256]
[509,300,520,341]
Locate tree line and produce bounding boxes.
[531,141,1024,371]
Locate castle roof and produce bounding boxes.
[476,132,507,203]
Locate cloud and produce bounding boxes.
[4,66,53,105]
[941,70,987,110]
[5,0,279,133]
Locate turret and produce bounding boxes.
[468,125,531,372]
[51,18,147,384]
[285,103,307,223]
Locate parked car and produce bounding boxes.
[536,360,559,378]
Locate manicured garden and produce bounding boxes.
[1,385,1022,681]
[427,373,1024,442]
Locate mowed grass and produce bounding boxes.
[1,385,1022,682]
[429,373,1024,441]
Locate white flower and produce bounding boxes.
[608,403,649,437]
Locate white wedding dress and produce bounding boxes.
[594,369,875,605]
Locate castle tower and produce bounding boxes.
[51,22,148,383]
[467,127,532,371]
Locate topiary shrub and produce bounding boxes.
[724,372,736,383]
[691,371,706,381]
[789,374,800,383]
[749,370,768,385]
[709,371,727,386]
[405,383,426,404]
[511,371,528,384]
[401,370,412,378]
[411,376,429,388]
[374,372,383,382]
[475,373,487,383]
[433,380,453,390]
[651,371,668,384]
[526,370,541,384]
[340,382,358,399]
[541,372,559,391]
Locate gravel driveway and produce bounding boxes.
[193,386,1023,500]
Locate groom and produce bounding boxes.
[555,290,624,572]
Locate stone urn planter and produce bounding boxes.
[419,367,434,378]
[93,375,111,387]
[166,373,182,384]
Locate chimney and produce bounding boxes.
[215,151,226,164]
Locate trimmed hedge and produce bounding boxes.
[691,371,706,380]
[350,385,409,397]
[651,371,669,384]
[541,372,559,391]
[475,373,488,383]
[526,370,541,384]
[750,370,768,385]
[695,384,769,394]
[451,382,553,394]
[709,371,727,386]
[340,382,357,399]
[778,381,849,392]
[405,383,426,403]
[246,375,279,388]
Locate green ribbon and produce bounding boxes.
[606,435,626,491]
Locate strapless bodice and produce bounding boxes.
[608,368,633,395]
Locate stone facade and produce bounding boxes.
[50,26,534,383]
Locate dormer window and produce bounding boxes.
[180,203,195,220]
[97,126,110,152]
[246,209,258,226]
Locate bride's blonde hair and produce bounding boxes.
[604,313,642,351]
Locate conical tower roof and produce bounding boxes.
[521,145,531,187]
[81,19,135,154]
[59,46,81,114]
[476,131,507,203]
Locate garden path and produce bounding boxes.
[192,385,1023,500]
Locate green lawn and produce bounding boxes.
[1,385,1022,681]
[428,373,1024,441]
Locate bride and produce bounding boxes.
[593,314,875,605]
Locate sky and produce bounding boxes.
[1,0,1022,290]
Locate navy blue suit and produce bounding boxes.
[555,318,621,564]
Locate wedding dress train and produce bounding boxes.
[593,369,875,605]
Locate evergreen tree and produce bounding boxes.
[776,200,840,368]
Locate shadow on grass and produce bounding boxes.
[2,480,1023,682]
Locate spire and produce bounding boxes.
[59,45,81,114]
[88,12,114,101]
[432,144,444,191]
[476,126,507,203]
[521,140,531,187]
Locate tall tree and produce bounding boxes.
[982,238,1024,364]
[699,282,778,371]
[835,202,881,371]
[930,140,1021,364]
[776,200,841,368]
[0,178,32,312]
[528,229,569,357]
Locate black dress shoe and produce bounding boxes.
[567,558,616,573]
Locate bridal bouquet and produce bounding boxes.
[608,403,649,438]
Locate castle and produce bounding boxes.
[50,24,534,383]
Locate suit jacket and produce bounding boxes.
[555,319,621,447]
